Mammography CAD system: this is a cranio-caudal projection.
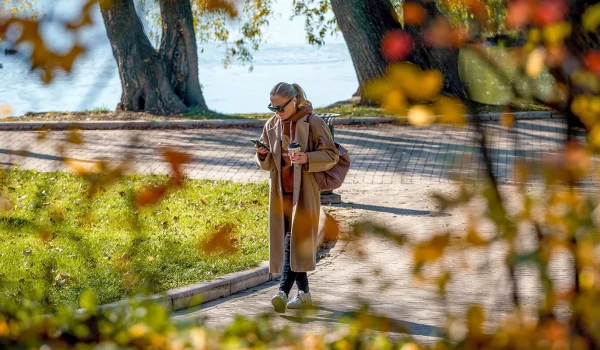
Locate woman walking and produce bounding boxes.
[254,82,338,313]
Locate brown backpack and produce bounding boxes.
[307,114,351,191]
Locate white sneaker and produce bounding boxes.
[286,291,312,309]
[271,290,288,313]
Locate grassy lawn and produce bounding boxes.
[2,101,552,123]
[0,169,269,312]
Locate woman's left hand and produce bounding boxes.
[291,152,308,164]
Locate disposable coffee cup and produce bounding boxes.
[288,142,301,165]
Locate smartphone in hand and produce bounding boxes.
[251,139,270,151]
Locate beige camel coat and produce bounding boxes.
[255,114,339,272]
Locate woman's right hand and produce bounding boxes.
[255,145,269,157]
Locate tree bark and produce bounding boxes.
[330,0,400,103]
[330,0,468,102]
[159,0,207,109]
[404,0,468,99]
[99,0,206,115]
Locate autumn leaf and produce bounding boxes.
[63,158,103,175]
[136,185,168,207]
[582,3,600,31]
[402,2,427,25]
[161,147,193,186]
[0,105,11,117]
[323,211,341,242]
[435,96,466,125]
[200,222,238,255]
[407,105,436,127]
[500,111,515,128]
[413,233,450,265]
[0,196,12,212]
[67,130,84,145]
[381,30,413,62]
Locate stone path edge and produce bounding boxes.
[79,239,349,315]
[0,111,559,131]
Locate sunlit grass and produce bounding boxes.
[0,168,269,312]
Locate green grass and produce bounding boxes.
[86,106,111,113]
[0,169,269,312]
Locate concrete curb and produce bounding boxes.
[87,239,348,314]
[0,111,560,131]
[0,117,394,131]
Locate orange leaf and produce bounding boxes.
[0,105,11,117]
[381,30,413,62]
[323,211,341,242]
[403,2,427,25]
[206,0,238,18]
[162,147,192,168]
[201,223,238,255]
[136,186,168,207]
[583,50,600,74]
[63,158,102,175]
[505,1,532,29]
[67,130,84,145]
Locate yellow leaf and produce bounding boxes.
[67,130,83,145]
[500,112,515,128]
[542,21,572,45]
[528,28,541,43]
[467,305,485,335]
[364,78,393,101]
[579,269,596,290]
[436,272,451,297]
[408,70,444,101]
[407,105,436,127]
[582,3,600,32]
[413,234,450,264]
[435,96,466,125]
[526,47,546,77]
[381,89,407,115]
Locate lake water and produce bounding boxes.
[0,0,357,117]
[0,41,358,117]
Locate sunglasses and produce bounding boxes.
[268,97,294,113]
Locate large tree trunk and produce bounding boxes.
[404,0,468,99]
[99,0,207,115]
[330,0,400,103]
[331,0,468,102]
[159,0,207,109]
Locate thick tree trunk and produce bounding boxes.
[99,0,201,115]
[331,0,468,102]
[159,0,207,109]
[330,0,400,104]
[404,0,468,99]
[555,0,600,137]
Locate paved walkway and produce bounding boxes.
[171,183,571,345]
[0,118,593,185]
[0,118,590,344]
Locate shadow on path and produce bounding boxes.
[339,203,450,217]
[279,306,443,337]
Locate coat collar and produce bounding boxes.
[269,114,311,176]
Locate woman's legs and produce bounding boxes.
[279,233,310,295]
[279,194,309,296]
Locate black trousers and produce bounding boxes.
[279,194,309,296]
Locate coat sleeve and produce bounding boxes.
[306,117,339,173]
[254,124,274,171]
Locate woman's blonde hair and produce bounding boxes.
[270,82,311,107]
